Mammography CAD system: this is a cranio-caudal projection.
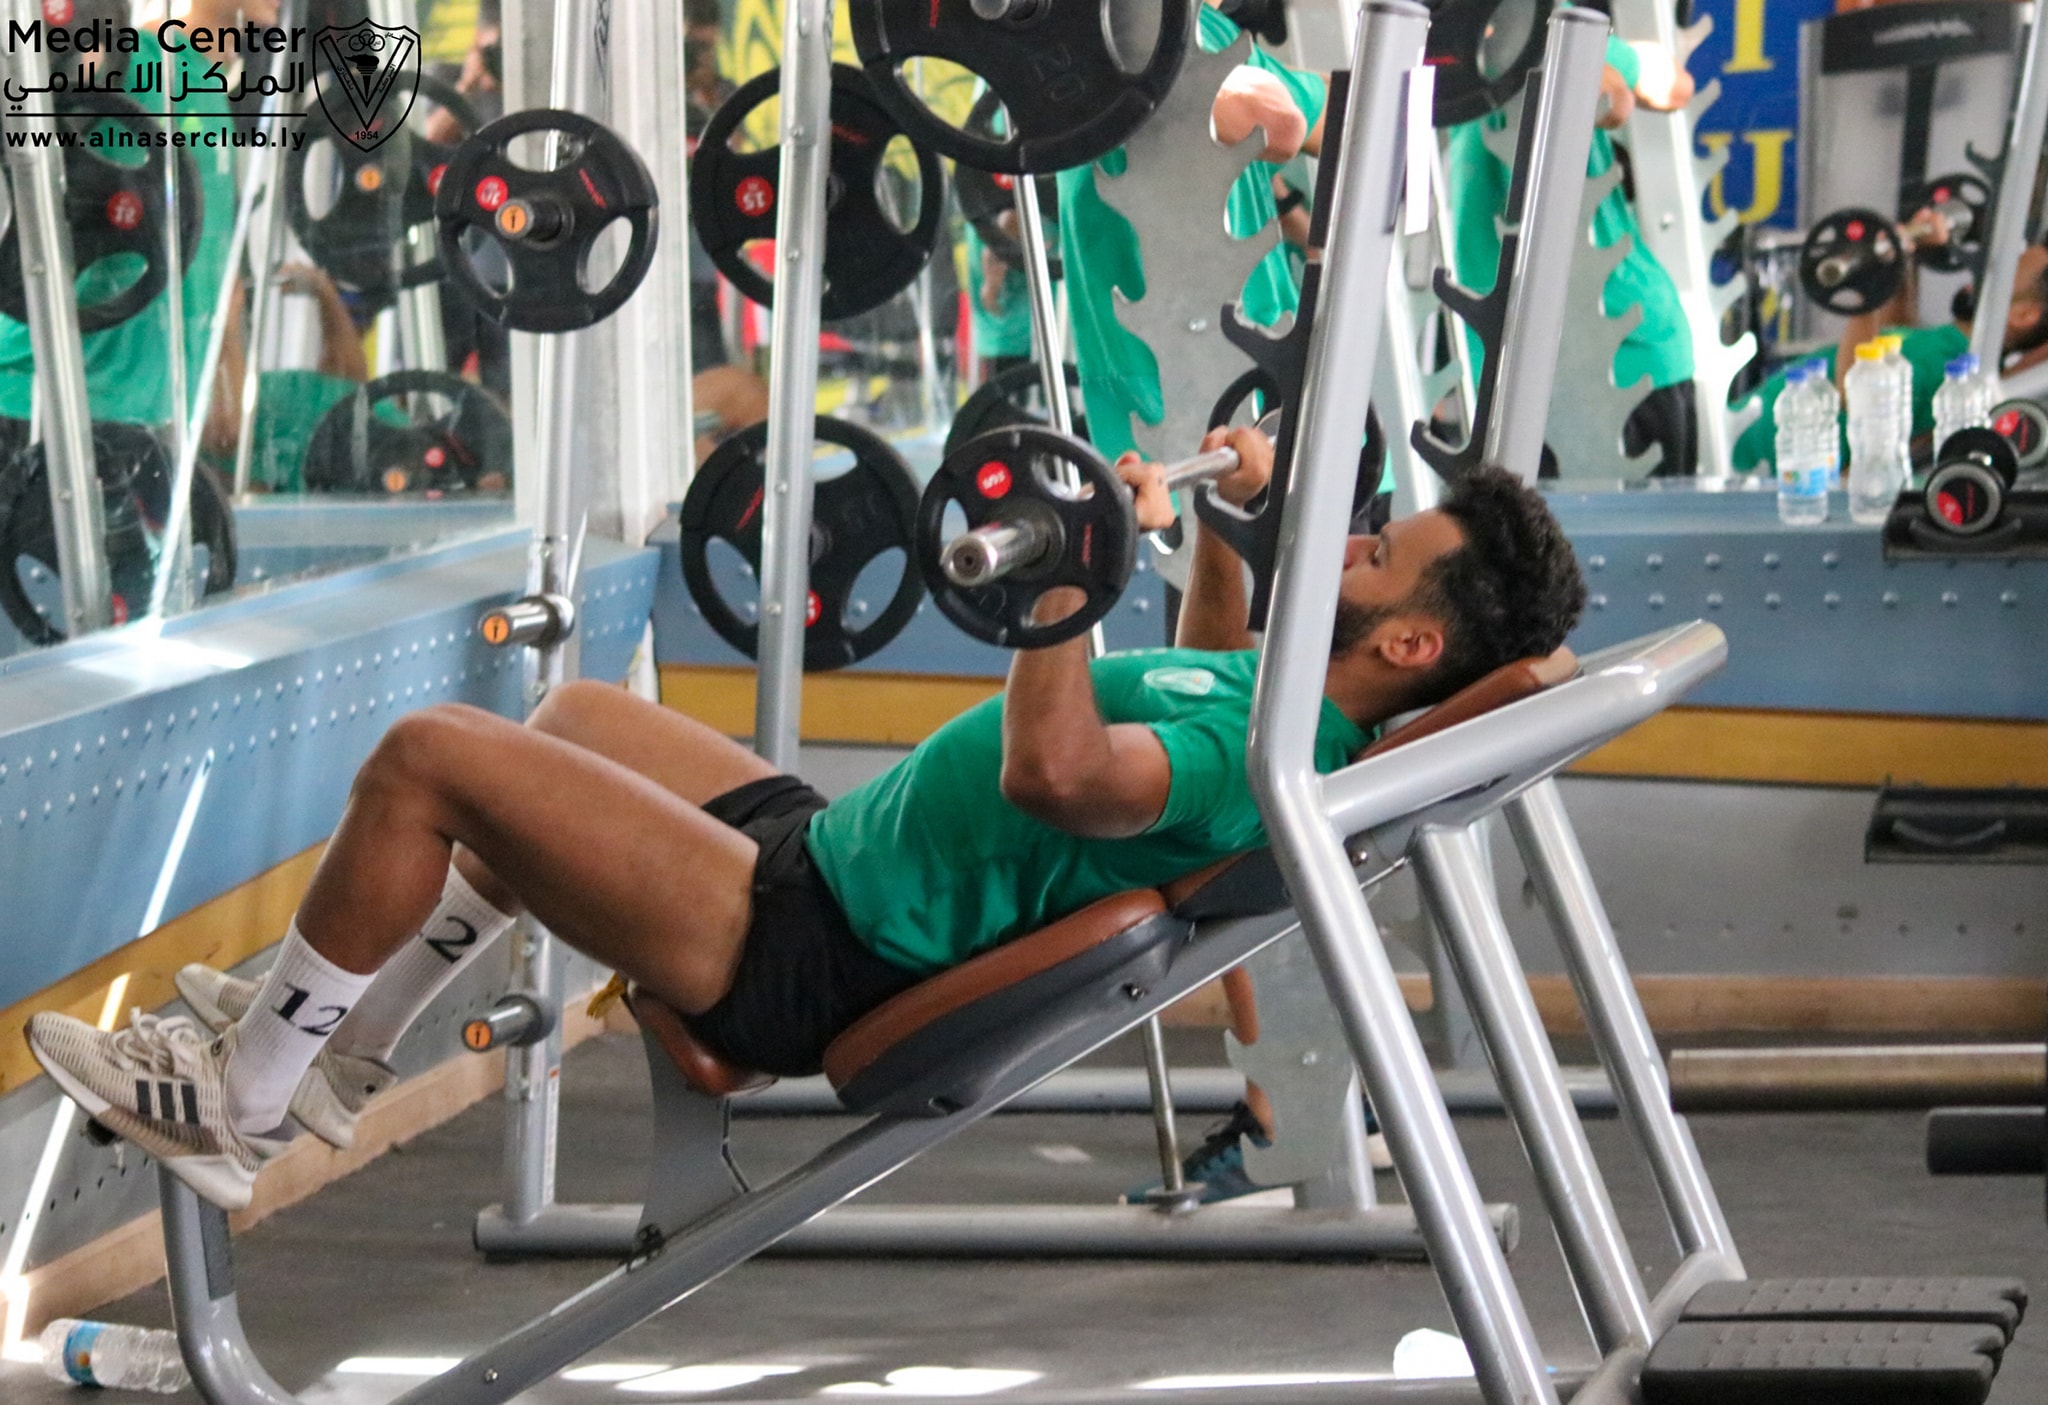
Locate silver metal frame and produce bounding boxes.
[1970,0,2048,382]
[1480,7,1608,483]
[161,616,1728,1405]
[751,0,834,769]
[152,8,1762,1402]
[2,0,109,636]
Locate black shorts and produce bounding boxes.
[685,775,924,1077]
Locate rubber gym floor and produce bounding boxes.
[5,749,2043,1404]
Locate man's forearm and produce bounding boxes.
[317,288,369,382]
[1174,525,1253,651]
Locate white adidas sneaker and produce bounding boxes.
[25,1011,285,1212]
[174,964,397,1151]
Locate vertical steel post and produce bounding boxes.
[149,79,195,620]
[753,0,834,768]
[3,0,109,636]
[1246,4,1561,1401]
[175,2,301,515]
[1379,257,1442,516]
[500,0,602,1232]
[1970,3,2048,381]
[1015,179,1073,436]
[611,0,695,536]
[1505,780,1742,1266]
[1482,8,1609,483]
[1610,0,1744,480]
[1411,824,1653,1355]
[230,29,306,499]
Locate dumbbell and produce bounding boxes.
[1921,427,2020,538]
[1800,175,1991,317]
[917,427,1247,648]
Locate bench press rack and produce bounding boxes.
[153,6,2024,1403]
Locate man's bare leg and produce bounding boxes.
[212,697,771,1141]
[314,683,776,1063]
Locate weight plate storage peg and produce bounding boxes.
[692,64,947,322]
[435,109,660,333]
[680,417,926,672]
[0,93,203,334]
[284,74,480,299]
[917,426,1139,650]
[303,371,514,496]
[851,0,1197,175]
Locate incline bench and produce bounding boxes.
[154,623,2025,1405]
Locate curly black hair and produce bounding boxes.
[1410,465,1587,698]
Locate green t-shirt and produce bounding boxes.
[1056,7,1328,460]
[1730,323,1969,472]
[0,38,238,425]
[964,221,1037,361]
[807,647,1370,974]
[1444,33,1692,394]
[249,368,369,493]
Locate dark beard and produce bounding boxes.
[1330,597,1393,658]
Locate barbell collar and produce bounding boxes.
[942,516,1060,589]
[479,593,577,649]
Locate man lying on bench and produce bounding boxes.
[27,428,1586,1213]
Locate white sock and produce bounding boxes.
[329,865,519,1062]
[225,925,374,1136]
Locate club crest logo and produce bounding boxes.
[313,20,421,152]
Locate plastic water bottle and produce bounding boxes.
[1846,341,1907,524]
[1881,335,1913,463]
[38,1319,190,1393]
[1807,360,1843,487]
[1932,353,1996,458]
[1774,364,1828,524]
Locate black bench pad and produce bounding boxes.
[1681,1277,2027,1342]
[1642,1320,2006,1405]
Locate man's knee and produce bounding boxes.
[527,678,628,740]
[360,704,501,794]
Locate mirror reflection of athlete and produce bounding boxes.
[1443,28,1700,476]
[27,430,1586,1213]
[1734,236,2048,473]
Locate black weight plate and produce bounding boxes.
[1904,170,1992,275]
[692,65,947,322]
[917,425,1136,649]
[303,370,513,495]
[435,108,660,333]
[1427,0,1555,128]
[851,0,1198,176]
[1799,207,1904,318]
[0,428,235,646]
[944,362,1087,460]
[1990,398,2048,471]
[953,90,1059,269]
[679,416,924,671]
[283,73,480,297]
[0,93,204,335]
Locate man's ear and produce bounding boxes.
[1372,617,1445,672]
[2018,300,2044,334]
